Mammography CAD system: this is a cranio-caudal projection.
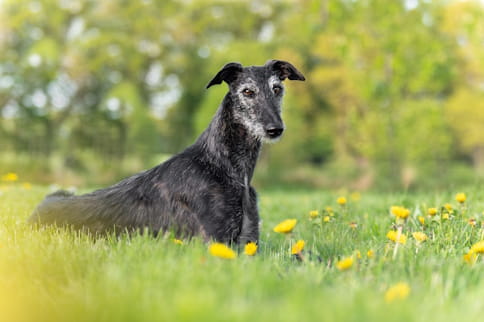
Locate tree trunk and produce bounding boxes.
[472,146,484,174]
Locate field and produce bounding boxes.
[1,184,484,322]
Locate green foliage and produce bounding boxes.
[354,99,451,162]
[194,85,225,136]
[1,0,484,188]
[446,89,484,153]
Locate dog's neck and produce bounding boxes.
[196,94,262,183]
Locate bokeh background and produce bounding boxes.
[0,0,483,190]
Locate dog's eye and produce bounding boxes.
[242,89,255,97]
[273,86,283,95]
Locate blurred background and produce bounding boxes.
[0,0,483,190]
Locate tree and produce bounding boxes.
[442,1,484,171]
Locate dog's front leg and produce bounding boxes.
[238,185,259,246]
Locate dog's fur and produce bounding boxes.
[29,60,305,244]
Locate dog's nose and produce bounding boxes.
[265,126,284,139]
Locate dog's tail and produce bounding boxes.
[28,190,115,232]
[29,190,78,226]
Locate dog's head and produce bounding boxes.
[207,60,305,142]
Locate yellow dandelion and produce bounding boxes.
[291,240,305,255]
[455,193,466,204]
[173,239,184,245]
[470,241,484,254]
[337,196,347,206]
[325,206,334,214]
[464,252,477,265]
[385,282,411,303]
[1,172,18,182]
[386,230,407,244]
[336,256,353,271]
[209,243,236,259]
[244,242,258,256]
[367,249,375,259]
[350,192,361,202]
[468,218,477,227]
[309,210,319,219]
[355,250,362,259]
[444,203,453,212]
[418,216,425,225]
[442,213,450,220]
[22,182,32,190]
[412,232,428,243]
[273,219,297,234]
[427,208,438,216]
[349,222,358,229]
[323,216,330,223]
[391,206,410,219]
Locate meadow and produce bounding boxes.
[1,180,484,322]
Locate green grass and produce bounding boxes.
[2,185,484,322]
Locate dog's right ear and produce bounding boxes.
[206,62,243,89]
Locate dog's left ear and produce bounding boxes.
[266,60,305,81]
[206,62,244,89]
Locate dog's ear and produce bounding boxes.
[266,60,305,81]
[206,62,244,89]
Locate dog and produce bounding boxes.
[29,60,305,245]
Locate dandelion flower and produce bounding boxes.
[209,243,236,259]
[386,230,407,244]
[291,240,305,255]
[350,192,361,202]
[325,206,334,214]
[391,206,410,220]
[22,182,32,190]
[468,218,476,227]
[367,249,375,259]
[464,252,477,264]
[173,239,184,245]
[336,257,353,271]
[1,172,18,182]
[418,216,425,225]
[355,250,362,259]
[456,193,466,203]
[385,282,411,302]
[427,208,438,216]
[244,242,258,256]
[470,241,484,254]
[442,213,450,220]
[444,203,453,212]
[323,216,330,223]
[273,219,297,234]
[412,232,428,243]
[309,210,319,219]
[337,197,347,206]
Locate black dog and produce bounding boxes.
[29,60,305,244]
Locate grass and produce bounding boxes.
[1,184,484,322]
